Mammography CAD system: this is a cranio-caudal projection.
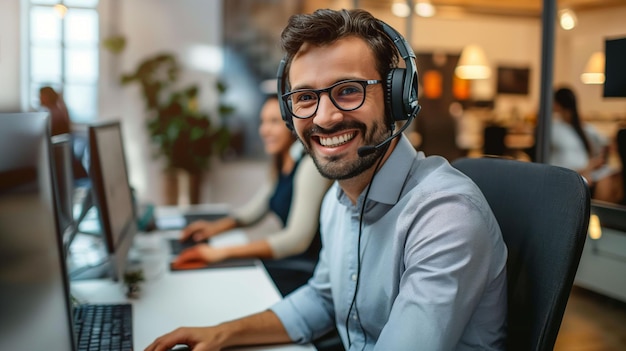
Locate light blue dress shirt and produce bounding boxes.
[271,136,508,350]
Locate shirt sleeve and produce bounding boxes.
[267,156,332,258]
[270,242,337,344]
[231,177,273,227]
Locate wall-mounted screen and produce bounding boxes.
[496,66,530,95]
[603,37,626,98]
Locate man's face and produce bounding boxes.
[288,36,389,180]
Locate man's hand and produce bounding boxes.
[144,311,292,351]
[144,326,221,351]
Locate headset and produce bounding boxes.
[276,20,420,134]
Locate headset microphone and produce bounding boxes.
[357,106,420,157]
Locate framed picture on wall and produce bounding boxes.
[496,66,530,95]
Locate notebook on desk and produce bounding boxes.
[168,237,210,255]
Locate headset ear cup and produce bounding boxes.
[386,68,409,121]
[280,97,294,131]
[276,58,294,131]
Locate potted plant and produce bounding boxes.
[121,52,234,204]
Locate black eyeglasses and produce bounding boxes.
[282,79,382,119]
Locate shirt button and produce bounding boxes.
[351,274,357,281]
[353,314,358,321]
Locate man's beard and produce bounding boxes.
[298,118,391,180]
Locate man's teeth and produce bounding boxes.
[319,132,355,147]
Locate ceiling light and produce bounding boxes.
[54,3,68,18]
[455,44,491,80]
[559,8,577,30]
[392,1,411,18]
[580,51,605,84]
[415,1,436,17]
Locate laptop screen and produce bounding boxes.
[0,112,76,351]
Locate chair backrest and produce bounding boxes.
[451,157,590,351]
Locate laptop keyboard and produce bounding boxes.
[74,303,133,351]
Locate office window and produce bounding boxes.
[28,0,99,122]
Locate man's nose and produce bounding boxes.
[312,94,343,129]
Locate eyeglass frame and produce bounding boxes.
[281,79,382,119]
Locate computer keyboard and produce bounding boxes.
[169,238,208,255]
[74,303,133,351]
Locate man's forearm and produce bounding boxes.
[216,309,292,348]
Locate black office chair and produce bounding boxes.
[451,157,590,351]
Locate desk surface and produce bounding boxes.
[71,230,314,351]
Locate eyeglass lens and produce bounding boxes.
[287,80,371,118]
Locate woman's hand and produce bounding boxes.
[173,244,229,267]
[180,218,237,242]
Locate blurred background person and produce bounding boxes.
[549,86,617,200]
[39,85,90,182]
[39,86,71,136]
[174,94,332,296]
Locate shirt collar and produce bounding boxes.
[334,135,421,207]
[289,142,305,161]
[367,135,420,205]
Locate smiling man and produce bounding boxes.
[145,8,507,351]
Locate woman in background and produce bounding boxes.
[174,95,331,296]
[39,86,71,136]
[550,86,613,198]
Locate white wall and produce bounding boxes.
[0,0,22,112]
[97,0,224,205]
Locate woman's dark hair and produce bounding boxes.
[39,86,59,106]
[554,87,591,156]
[280,8,399,91]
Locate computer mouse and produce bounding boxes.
[169,345,191,351]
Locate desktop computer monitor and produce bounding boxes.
[51,133,78,253]
[88,120,137,282]
[0,112,76,351]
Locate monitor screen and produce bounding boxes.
[51,133,77,252]
[496,66,530,95]
[0,112,76,351]
[603,36,626,98]
[88,121,137,282]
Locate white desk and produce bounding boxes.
[71,230,314,351]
